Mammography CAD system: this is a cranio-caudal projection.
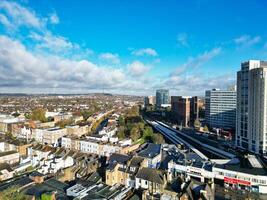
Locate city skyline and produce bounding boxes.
[1,0,267,95]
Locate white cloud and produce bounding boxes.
[177,33,188,47]
[99,53,120,64]
[234,35,261,47]
[49,12,59,24]
[127,61,150,76]
[0,14,12,29]
[132,48,158,57]
[0,0,80,55]
[0,36,126,90]
[0,1,156,95]
[175,47,221,74]
[30,32,77,53]
[163,73,235,96]
[0,0,43,30]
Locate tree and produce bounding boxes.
[31,108,46,122]
[130,126,140,142]
[203,125,209,132]
[0,186,27,200]
[118,116,125,126]
[5,132,14,140]
[194,119,201,128]
[126,106,139,117]
[142,126,153,142]
[81,110,93,121]
[24,112,31,119]
[117,126,125,139]
[56,118,74,128]
[152,134,165,144]
[41,193,54,200]
[137,122,145,131]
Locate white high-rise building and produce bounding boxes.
[236,60,267,155]
[205,88,236,129]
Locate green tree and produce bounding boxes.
[81,110,93,121]
[126,106,139,117]
[56,118,74,128]
[117,126,125,139]
[31,108,46,122]
[5,132,14,140]
[118,116,125,126]
[203,125,209,132]
[130,126,140,141]
[0,186,27,200]
[152,134,165,144]
[137,122,145,131]
[41,193,54,200]
[142,126,153,142]
[194,119,201,128]
[24,112,31,119]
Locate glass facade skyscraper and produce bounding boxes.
[156,89,169,108]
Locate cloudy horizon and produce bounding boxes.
[0,0,266,96]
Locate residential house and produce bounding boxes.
[106,153,132,186]
[66,125,88,137]
[0,150,20,164]
[138,143,162,168]
[32,127,67,146]
[135,167,167,195]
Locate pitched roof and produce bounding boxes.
[129,156,144,167]
[107,153,131,171]
[109,153,131,164]
[136,167,165,184]
[138,143,161,159]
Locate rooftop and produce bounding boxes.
[25,178,69,199]
[215,155,267,176]
[138,143,161,159]
[0,176,33,191]
[0,150,18,157]
[136,167,165,184]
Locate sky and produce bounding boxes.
[0,0,267,96]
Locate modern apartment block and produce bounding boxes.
[236,60,267,155]
[205,88,236,129]
[156,89,169,108]
[171,96,199,127]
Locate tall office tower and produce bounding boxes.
[205,88,236,129]
[236,60,267,155]
[190,96,199,123]
[156,89,169,108]
[171,96,198,127]
[144,96,155,107]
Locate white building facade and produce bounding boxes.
[205,88,236,129]
[236,60,267,154]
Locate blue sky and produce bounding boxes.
[0,0,267,95]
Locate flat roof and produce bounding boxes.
[215,156,267,176]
